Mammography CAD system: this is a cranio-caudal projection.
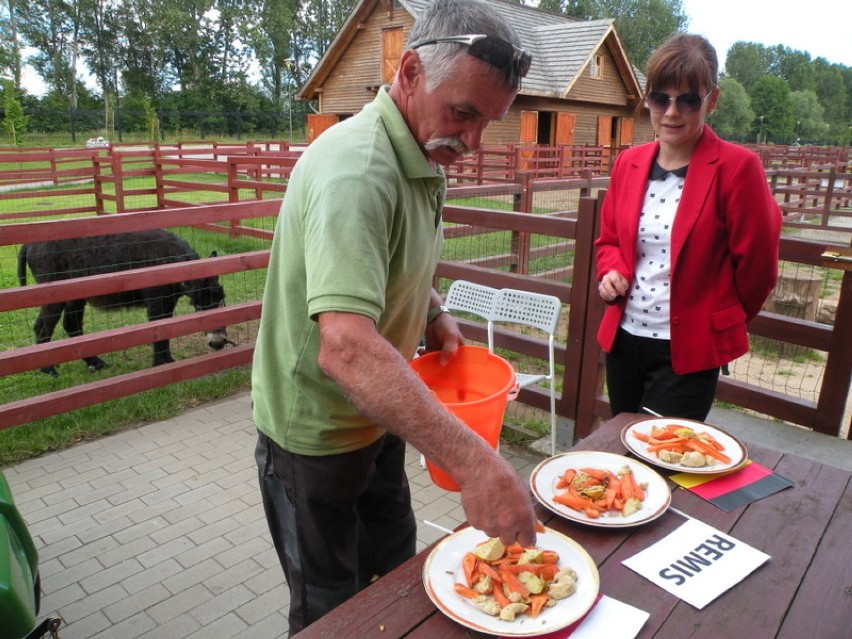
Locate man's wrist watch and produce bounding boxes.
[426,304,448,324]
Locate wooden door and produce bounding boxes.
[555,113,576,145]
[519,110,538,171]
[382,28,404,84]
[307,114,339,143]
[619,117,634,149]
[597,115,614,171]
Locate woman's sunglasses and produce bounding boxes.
[646,90,713,115]
[410,34,532,86]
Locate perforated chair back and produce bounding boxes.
[491,287,562,455]
[490,288,562,336]
[444,280,498,325]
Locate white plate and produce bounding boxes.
[422,526,599,636]
[530,451,671,528]
[621,417,748,474]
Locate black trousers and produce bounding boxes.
[255,431,417,637]
[605,328,720,421]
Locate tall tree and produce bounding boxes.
[750,75,794,144]
[724,42,773,93]
[709,77,753,142]
[537,0,688,70]
[16,0,79,105]
[789,90,826,144]
[0,0,22,87]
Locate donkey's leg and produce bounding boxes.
[33,302,65,376]
[62,299,107,371]
[146,296,177,366]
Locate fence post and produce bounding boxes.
[812,251,852,437]
[573,192,608,439]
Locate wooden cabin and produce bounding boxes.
[298,0,654,148]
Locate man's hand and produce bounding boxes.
[423,311,463,365]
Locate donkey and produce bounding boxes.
[18,229,232,376]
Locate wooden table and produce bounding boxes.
[292,413,852,639]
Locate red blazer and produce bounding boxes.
[595,126,781,374]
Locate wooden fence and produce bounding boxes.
[1,146,851,440]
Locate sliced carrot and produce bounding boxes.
[632,430,650,443]
[555,468,577,489]
[499,562,540,574]
[684,439,731,464]
[477,561,503,583]
[462,552,478,587]
[553,491,592,512]
[500,570,530,598]
[529,593,549,618]
[534,519,546,533]
[505,542,526,555]
[620,472,635,500]
[584,507,601,518]
[646,437,689,452]
[492,581,511,608]
[538,563,559,581]
[454,583,480,599]
[580,467,608,481]
[539,550,559,564]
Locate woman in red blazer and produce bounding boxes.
[595,33,781,420]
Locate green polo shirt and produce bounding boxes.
[251,88,446,455]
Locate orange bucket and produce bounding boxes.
[409,345,516,491]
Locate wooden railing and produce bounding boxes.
[2,151,851,440]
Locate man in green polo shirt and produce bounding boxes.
[252,0,537,633]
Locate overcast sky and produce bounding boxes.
[680,0,851,70]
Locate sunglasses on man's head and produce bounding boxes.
[646,90,713,115]
[410,34,532,86]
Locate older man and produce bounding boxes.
[251,0,536,633]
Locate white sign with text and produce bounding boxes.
[621,518,770,609]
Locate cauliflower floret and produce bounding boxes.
[681,451,708,467]
[554,567,577,582]
[659,449,683,464]
[547,568,578,600]
[499,602,529,621]
[548,577,576,600]
[473,574,492,594]
[475,597,500,616]
[507,589,524,603]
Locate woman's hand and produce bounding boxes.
[598,270,629,303]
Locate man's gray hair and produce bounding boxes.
[408,0,522,91]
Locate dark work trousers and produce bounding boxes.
[255,431,417,637]
[605,327,720,421]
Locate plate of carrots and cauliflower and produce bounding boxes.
[422,526,599,636]
[530,451,672,528]
[621,417,748,474]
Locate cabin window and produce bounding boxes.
[589,54,603,79]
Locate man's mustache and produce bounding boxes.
[424,136,470,155]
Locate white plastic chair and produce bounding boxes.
[444,279,498,328]
[443,280,563,455]
[490,287,562,456]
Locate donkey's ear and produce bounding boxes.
[209,250,218,258]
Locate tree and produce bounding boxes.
[1,78,27,143]
[773,46,814,93]
[724,42,773,92]
[750,76,794,144]
[537,0,688,70]
[789,90,826,144]
[709,77,753,142]
[16,0,80,105]
[0,0,23,87]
